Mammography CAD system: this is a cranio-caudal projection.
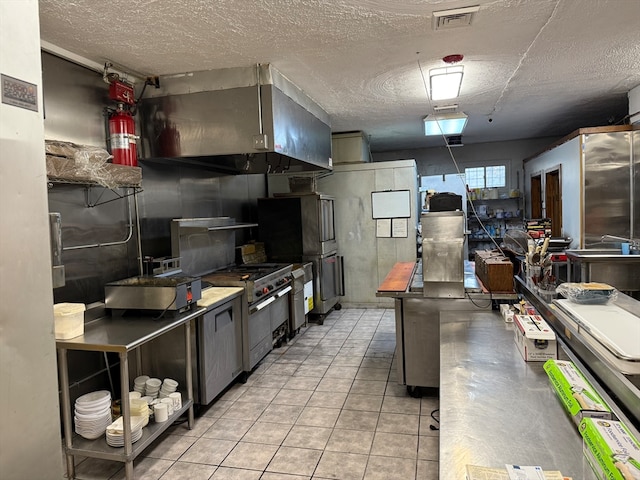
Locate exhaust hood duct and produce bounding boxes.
[138,64,332,174]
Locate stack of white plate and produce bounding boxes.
[145,378,161,399]
[74,390,112,440]
[158,378,178,398]
[133,376,149,395]
[105,415,146,447]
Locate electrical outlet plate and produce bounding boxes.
[253,134,269,150]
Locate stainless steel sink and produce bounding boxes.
[565,249,640,291]
[565,249,640,261]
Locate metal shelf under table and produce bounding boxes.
[56,307,205,480]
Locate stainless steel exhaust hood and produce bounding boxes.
[139,64,332,174]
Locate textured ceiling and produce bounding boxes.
[38,0,640,151]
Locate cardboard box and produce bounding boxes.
[543,360,613,425]
[579,418,640,480]
[513,315,557,361]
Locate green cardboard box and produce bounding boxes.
[543,359,613,425]
[579,418,640,480]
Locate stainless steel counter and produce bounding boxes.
[565,248,640,292]
[377,260,518,389]
[56,307,206,352]
[439,311,597,479]
[517,276,640,428]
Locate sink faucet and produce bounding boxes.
[601,235,640,250]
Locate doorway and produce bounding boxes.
[545,168,562,237]
[530,175,542,219]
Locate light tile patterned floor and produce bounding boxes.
[69,308,440,480]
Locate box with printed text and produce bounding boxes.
[513,314,557,361]
[579,418,640,480]
[543,359,614,425]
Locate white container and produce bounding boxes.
[160,398,174,415]
[54,303,85,340]
[168,392,182,411]
[154,403,168,423]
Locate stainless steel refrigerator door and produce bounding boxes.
[198,297,243,404]
[308,253,343,315]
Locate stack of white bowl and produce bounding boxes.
[74,390,112,440]
[158,378,178,398]
[132,376,149,395]
[105,415,146,447]
[144,378,162,399]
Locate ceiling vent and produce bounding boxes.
[433,104,459,113]
[446,135,464,147]
[432,5,480,31]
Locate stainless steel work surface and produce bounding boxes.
[55,308,206,352]
[439,311,597,479]
[198,286,244,309]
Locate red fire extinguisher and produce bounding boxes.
[109,103,138,166]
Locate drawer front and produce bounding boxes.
[248,307,271,349]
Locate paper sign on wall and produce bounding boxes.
[391,218,408,238]
[376,219,391,238]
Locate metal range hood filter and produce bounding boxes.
[138,64,332,175]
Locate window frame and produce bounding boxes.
[465,164,506,189]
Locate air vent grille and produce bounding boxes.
[432,5,479,31]
[446,135,464,147]
[433,104,459,113]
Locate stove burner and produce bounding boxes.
[202,263,293,304]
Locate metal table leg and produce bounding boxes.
[135,349,142,377]
[119,351,134,479]
[185,320,194,428]
[58,348,75,479]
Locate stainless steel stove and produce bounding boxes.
[202,263,293,304]
[202,262,293,371]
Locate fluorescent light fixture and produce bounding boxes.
[429,65,463,100]
[423,112,468,136]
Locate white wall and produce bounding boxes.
[373,137,559,194]
[523,137,582,248]
[317,160,418,308]
[0,1,64,479]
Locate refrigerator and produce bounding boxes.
[257,194,345,316]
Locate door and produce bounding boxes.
[319,253,340,301]
[545,168,562,237]
[200,298,243,404]
[319,197,335,243]
[531,175,543,219]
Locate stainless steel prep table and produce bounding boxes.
[377,261,518,390]
[439,311,597,479]
[57,306,205,480]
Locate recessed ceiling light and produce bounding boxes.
[423,112,468,136]
[429,66,464,101]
